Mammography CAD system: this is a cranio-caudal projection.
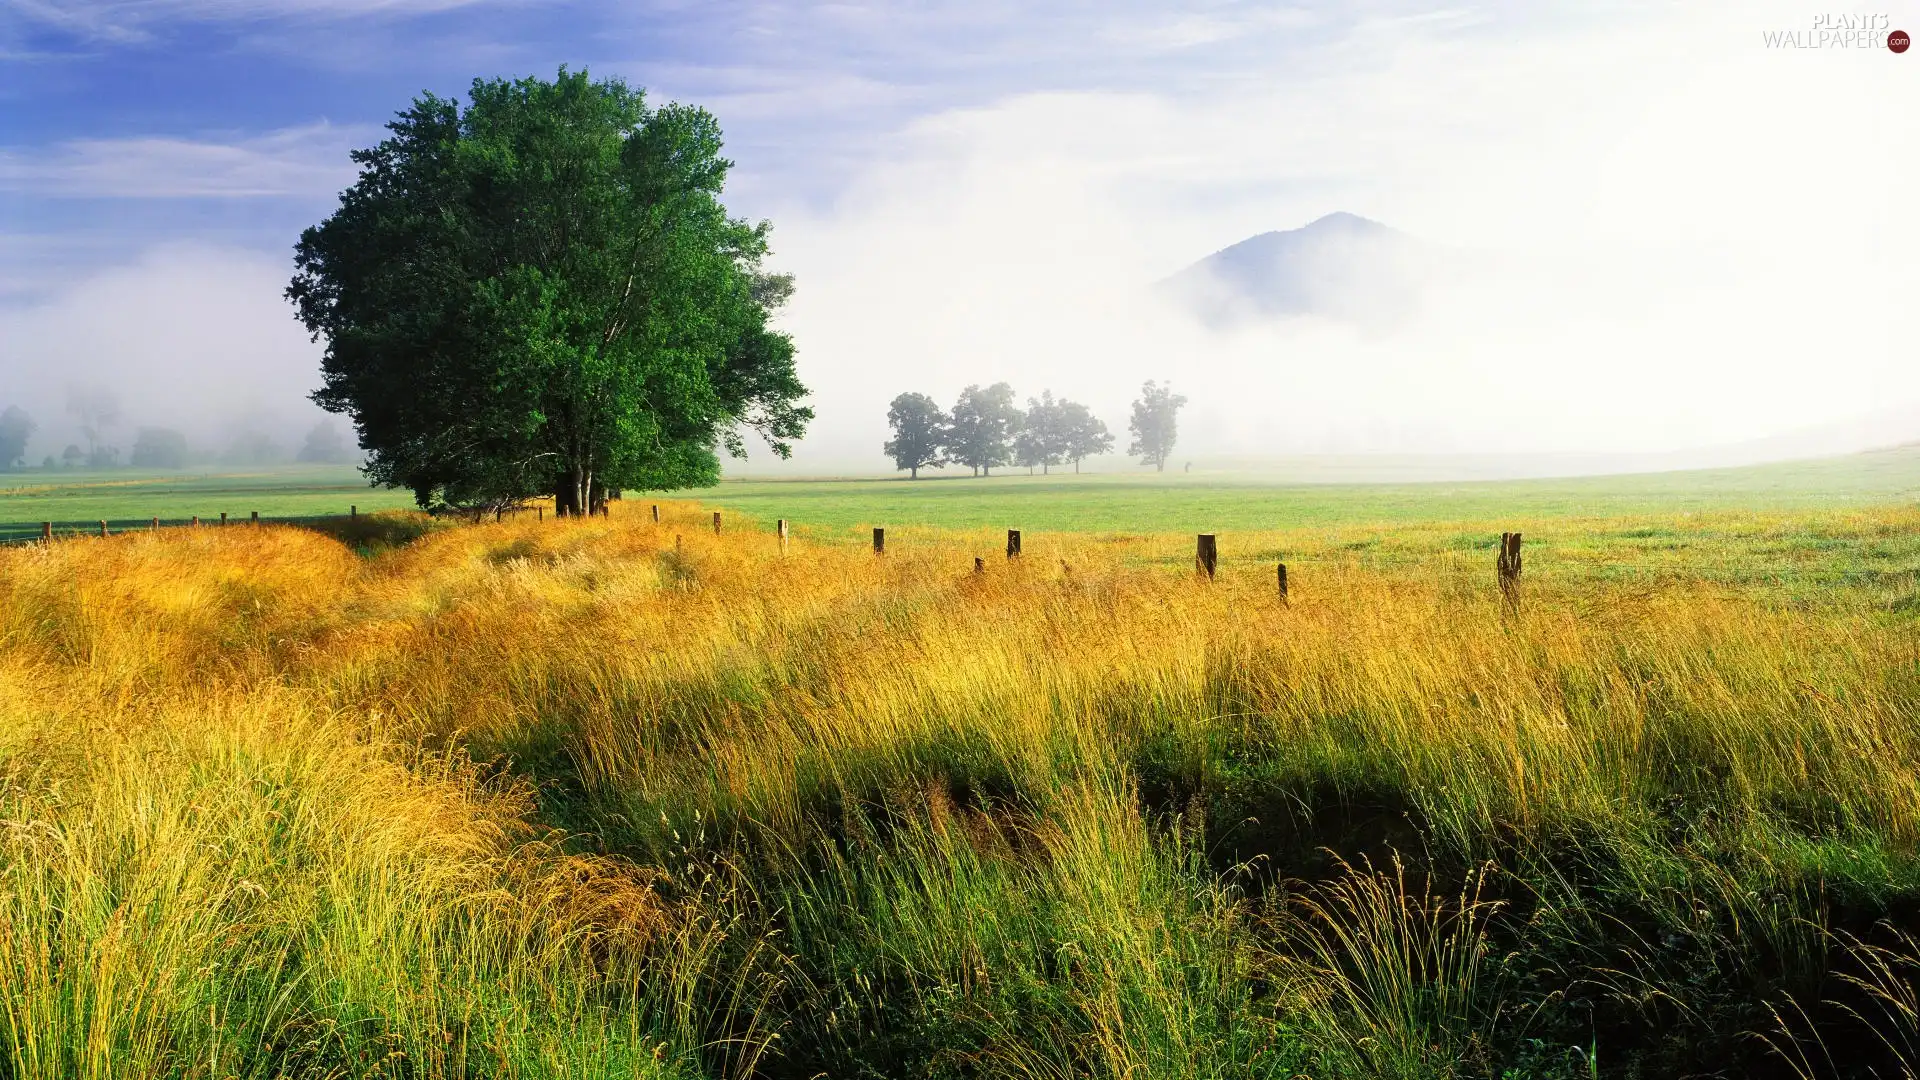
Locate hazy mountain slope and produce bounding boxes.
[1159,211,1431,328]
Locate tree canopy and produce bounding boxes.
[0,407,34,469]
[883,392,946,479]
[945,383,1021,476]
[1015,391,1072,474]
[288,69,810,514]
[1056,399,1112,473]
[297,421,355,464]
[1127,380,1188,472]
[131,427,188,469]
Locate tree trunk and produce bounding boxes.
[910,465,918,479]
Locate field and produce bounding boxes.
[4,455,1920,1078]
[0,466,419,542]
[696,446,1920,533]
[7,444,1920,544]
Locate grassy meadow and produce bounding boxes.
[0,466,417,543]
[4,463,1920,1077]
[699,444,1920,534]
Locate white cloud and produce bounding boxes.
[0,122,367,197]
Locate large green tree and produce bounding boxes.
[883,392,946,479]
[1127,380,1188,472]
[288,69,810,515]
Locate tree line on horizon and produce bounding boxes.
[0,395,357,472]
[884,381,1188,478]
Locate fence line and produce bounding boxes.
[0,511,1904,590]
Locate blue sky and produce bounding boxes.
[0,1,1914,469]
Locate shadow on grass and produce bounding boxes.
[297,510,453,554]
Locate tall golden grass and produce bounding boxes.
[3,504,1918,1077]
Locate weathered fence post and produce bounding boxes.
[1196,534,1218,580]
[1277,562,1289,604]
[974,557,985,574]
[1498,532,1523,609]
[712,511,722,535]
[777,519,789,552]
[99,520,108,538]
[873,527,885,554]
[41,522,51,543]
[151,517,159,531]
[220,512,227,527]
[538,507,543,522]
[652,504,660,523]
[191,516,199,527]
[1006,529,1022,558]
[251,511,259,526]
[350,505,357,520]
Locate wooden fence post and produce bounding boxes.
[351,505,357,520]
[538,507,543,522]
[712,511,722,535]
[652,504,659,523]
[191,516,199,527]
[251,511,259,526]
[99,520,108,538]
[974,557,985,574]
[1498,532,1523,608]
[220,512,227,527]
[41,522,51,543]
[1006,529,1022,558]
[873,527,885,554]
[1196,534,1218,580]
[151,517,159,531]
[1277,562,1289,604]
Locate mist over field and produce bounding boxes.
[1,1,1912,474]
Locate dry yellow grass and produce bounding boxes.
[2,502,1917,1078]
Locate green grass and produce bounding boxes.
[10,446,1919,552]
[682,446,1920,536]
[0,466,418,541]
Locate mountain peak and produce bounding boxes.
[1160,213,1426,329]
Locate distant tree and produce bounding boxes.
[65,385,120,464]
[287,69,810,516]
[87,445,121,468]
[945,383,1022,477]
[131,427,190,469]
[0,406,34,469]
[1012,426,1046,474]
[883,392,947,479]
[297,420,355,464]
[61,444,84,468]
[1016,391,1073,475]
[223,431,285,466]
[1057,399,1113,473]
[1127,380,1188,472]
[40,455,55,469]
